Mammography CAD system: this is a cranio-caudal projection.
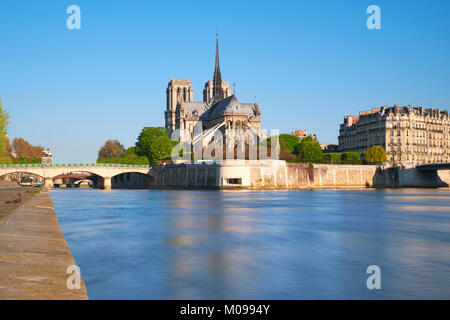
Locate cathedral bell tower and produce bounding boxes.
[165,79,193,137]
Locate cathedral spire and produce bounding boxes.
[212,33,224,103]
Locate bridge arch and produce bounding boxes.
[0,171,45,186]
[52,172,99,189]
[73,179,94,188]
[111,171,154,189]
[45,170,119,190]
[0,170,45,178]
[0,164,153,190]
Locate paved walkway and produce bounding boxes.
[0,186,34,224]
[0,190,88,299]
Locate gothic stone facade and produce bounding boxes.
[338,105,450,166]
[164,35,262,143]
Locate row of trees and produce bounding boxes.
[11,137,44,158]
[276,134,387,164]
[97,128,388,166]
[0,100,44,163]
[274,134,324,163]
[323,151,362,164]
[97,127,174,165]
[0,137,44,164]
[97,140,149,165]
[0,99,8,157]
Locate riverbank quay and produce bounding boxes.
[147,161,450,189]
[0,186,35,224]
[0,189,88,299]
[150,161,379,189]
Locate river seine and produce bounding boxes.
[50,188,450,299]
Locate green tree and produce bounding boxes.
[136,127,173,165]
[0,98,10,156]
[278,134,300,153]
[294,136,323,163]
[0,136,12,159]
[121,146,149,164]
[262,134,300,161]
[97,146,149,165]
[364,145,387,163]
[341,152,362,164]
[323,152,362,164]
[342,152,360,162]
[323,153,342,164]
[122,146,137,157]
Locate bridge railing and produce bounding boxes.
[0,163,152,168]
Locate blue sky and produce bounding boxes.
[1,0,449,163]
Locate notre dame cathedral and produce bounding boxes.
[164,34,262,144]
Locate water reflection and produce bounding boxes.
[51,188,450,299]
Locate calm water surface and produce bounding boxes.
[50,188,450,299]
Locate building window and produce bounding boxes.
[226,178,242,185]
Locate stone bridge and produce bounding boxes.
[0,163,152,190]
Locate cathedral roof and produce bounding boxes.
[201,95,259,119]
[183,102,209,117]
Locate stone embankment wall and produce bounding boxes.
[112,172,153,189]
[285,163,377,188]
[147,161,449,189]
[152,163,218,189]
[150,161,379,189]
[246,163,378,188]
[373,167,450,188]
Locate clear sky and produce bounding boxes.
[1,0,449,163]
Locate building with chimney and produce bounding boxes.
[291,130,318,141]
[164,34,262,144]
[338,105,450,166]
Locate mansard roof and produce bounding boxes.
[201,95,259,119]
[344,105,450,126]
[381,105,448,118]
